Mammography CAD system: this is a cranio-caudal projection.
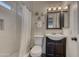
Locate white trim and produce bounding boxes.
[0,53,11,57]
[24,52,29,57]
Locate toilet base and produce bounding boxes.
[41,53,46,57]
[30,53,46,57]
[30,46,42,57]
[30,54,42,57]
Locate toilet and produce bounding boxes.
[30,36,43,57]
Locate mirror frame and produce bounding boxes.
[47,12,62,29]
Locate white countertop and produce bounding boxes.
[33,35,44,37]
[45,34,66,40]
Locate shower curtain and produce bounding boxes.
[19,5,32,57]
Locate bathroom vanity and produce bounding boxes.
[45,34,66,57]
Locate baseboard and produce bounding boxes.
[0,53,11,57]
[10,52,18,57]
[0,52,18,57]
[24,52,29,57]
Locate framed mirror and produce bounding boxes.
[47,12,61,29]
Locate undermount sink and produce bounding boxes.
[45,34,65,40]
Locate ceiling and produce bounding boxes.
[17,1,72,12]
[3,1,72,11]
[22,1,63,12]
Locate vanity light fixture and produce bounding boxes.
[47,6,68,12]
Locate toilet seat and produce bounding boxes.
[30,46,42,57]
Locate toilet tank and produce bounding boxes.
[34,37,43,46]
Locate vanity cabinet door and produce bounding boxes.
[55,39,66,57]
[46,42,56,56]
[46,37,66,57]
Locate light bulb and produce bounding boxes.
[48,8,51,11]
[58,7,61,10]
[64,6,68,10]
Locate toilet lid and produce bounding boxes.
[31,46,42,54]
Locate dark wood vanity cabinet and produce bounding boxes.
[46,37,66,57]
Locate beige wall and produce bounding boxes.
[31,2,63,36]
[0,8,16,56]
[31,1,69,38]
[0,2,21,56]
